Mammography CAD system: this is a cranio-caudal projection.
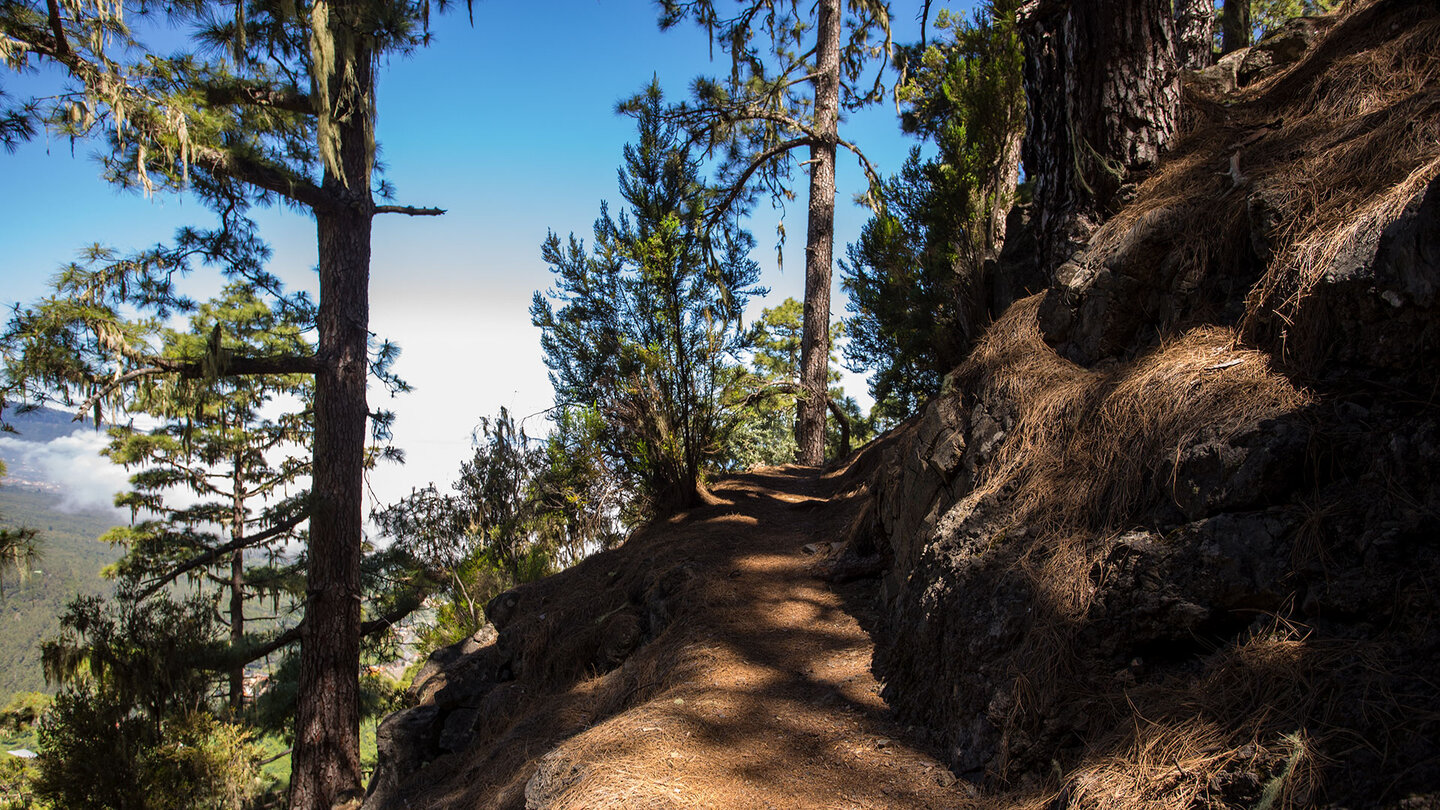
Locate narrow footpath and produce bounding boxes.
[380,461,972,809]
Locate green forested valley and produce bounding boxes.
[0,488,118,697]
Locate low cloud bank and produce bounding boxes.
[0,430,129,514]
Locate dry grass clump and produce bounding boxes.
[945,10,1438,806]
[1040,621,1394,810]
[1072,1,1440,365]
[945,296,1327,807]
[1241,6,1440,331]
[962,295,1312,539]
[1061,722,1318,810]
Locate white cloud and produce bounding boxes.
[0,430,129,514]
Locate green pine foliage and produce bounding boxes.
[654,0,894,254]
[32,686,265,810]
[532,81,764,517]
[727,298,871,467]
[2,0,450,793]
[93,283,312,717]
[1250,0,1342,39]
[842,1,1025,417]
[16,287,343,806]
[530,405,625,565]
[375,407,621,651]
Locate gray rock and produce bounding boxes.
[1294,176,1440,382]
[1187,48,1248,96]
[1238,17,1327,87]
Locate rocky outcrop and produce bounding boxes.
[363,544,699,809]
[863,3,1440,806]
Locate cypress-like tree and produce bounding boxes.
[653,0,892,465]
[532,81,762,516]
[100,283,312,713]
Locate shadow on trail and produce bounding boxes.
[369,460,964,810]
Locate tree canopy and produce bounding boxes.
[0,0,450,799]
[654,0,892,464]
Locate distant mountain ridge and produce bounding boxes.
[1,405,98,444]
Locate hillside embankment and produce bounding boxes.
[366,2,1439,807]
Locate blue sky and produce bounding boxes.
[1,0,973,509]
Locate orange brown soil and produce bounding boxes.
[393,460,972,809]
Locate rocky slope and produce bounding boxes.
[366,3,1439,807]
[864,2,1440,806]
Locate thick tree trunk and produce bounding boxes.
[1018,0,1180,276]
[1176,0,1215,69]
[291,209,370,810]
[1221,0,1252,54]
[797,0,841,467]
[290,0,373,805]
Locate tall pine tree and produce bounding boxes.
[654,0,892,464]
[100,283,312,713]
[1,0,450,800]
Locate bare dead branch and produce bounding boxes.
[373,205,446,216]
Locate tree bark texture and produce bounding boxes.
[797,0,841,467]
[229,454,245,713]
[1018,0,1180,277]
[291,205,370,810]
[1176,0,1215,69]
[1221,0,1252,54]
[290,0,373,805]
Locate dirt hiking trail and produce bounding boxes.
[386,458,973,809]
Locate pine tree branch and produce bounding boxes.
[772,71,823,94]
[44,0,72,60]
[373,205,446,216]
[741,380,852,453]
[200,81,312,115]
[133,511,309,601]
[76,354,321,419]
[835,136,884,200]
[228,594,425,665]
[676,106,819,142]
[706,136,812,226]
[188,144,338,213]
[240,465,313,501]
